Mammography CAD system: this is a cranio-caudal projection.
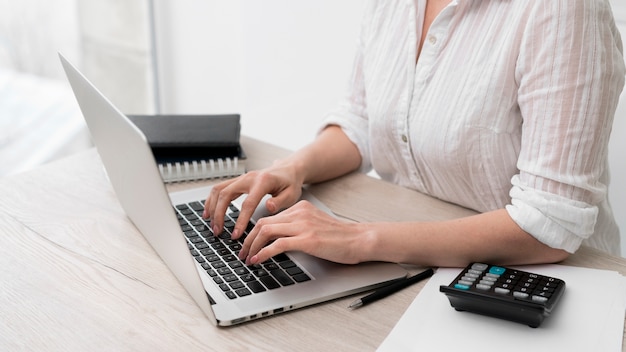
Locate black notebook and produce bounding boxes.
[128,114,246,183]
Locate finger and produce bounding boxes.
[230,174,293,240]
[244,221,296,264]
[238,216,272,261]
[266,186,302,214]
[247,237,295,265]
[205,181,243,235]
[203,179,236,219]
[230,189,268,240]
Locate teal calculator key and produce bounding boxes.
[454,283,470,290]
[489,266,506,275]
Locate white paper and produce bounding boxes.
[378,264,626,352]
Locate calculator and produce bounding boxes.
[439,263,565,328]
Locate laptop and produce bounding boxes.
[59,53,408,326]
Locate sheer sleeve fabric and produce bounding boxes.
[507,0,625,252]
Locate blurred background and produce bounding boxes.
[1,0,624,256]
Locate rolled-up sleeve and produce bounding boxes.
[506,0,625,252]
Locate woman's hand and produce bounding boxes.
[203,126,362,241]
[238,200,369,265]
[203,160,304,240]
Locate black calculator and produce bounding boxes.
[439,263,565,328]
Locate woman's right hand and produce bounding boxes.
[203,159,304,240]
[204,125,362,241]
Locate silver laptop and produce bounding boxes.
[59,53,407,326]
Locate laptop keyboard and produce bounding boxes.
[175,201,311,300]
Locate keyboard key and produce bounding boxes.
[216,266,231,274]
[279,260,297,269]
[247,281,267,293]
[251,267,269,277]
[189,201,204,212]
[235,288,252,297]
[228,261,243,269]
[293,273,311,283]
[270,269,294,286]
[286,267,304,276]
[230,281,245,290]
[260,275,281,290]
[223,274,239,282]
[273,253,290,262]
[263,263,279,271]
[240,274,257,282]
[222,254,238,262]
[211,261,225,269]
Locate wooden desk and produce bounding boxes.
[1,136,624,351]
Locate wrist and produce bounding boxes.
[353,222,382,263]
[274,154,308,186]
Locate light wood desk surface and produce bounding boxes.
[1,136,624,351]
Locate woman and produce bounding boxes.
[204,0,625,267]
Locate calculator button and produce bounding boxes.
[454,283,471,290]
[518,282,537,289]
[494,287,510,295]
[532,291,552,298]
[489,266,506,275]
[458,280,474,286]
[542,281,559,289]
[535,286,555,293]
[532,295,548,303]
[476,284,491,290]
[500,278,518,285]
[471,263,489,271]
[460,277,476,283]
[513,291,529,299]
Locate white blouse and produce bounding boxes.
[322,0,625,255]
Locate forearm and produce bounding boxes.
[358,209,569,267]
[281,125,361,185]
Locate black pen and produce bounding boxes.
[348,268,435,309]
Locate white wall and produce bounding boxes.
[153,0,365,150]
[78,0,156,114]
[155,1,626,257]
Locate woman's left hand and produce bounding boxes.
[238,200,368,265]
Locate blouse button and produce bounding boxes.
[401,135,408,143]
[428,36,437,45]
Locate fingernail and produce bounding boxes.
[213,224,220,235]
[249,255,259,265]
[202,210,208,219]
[231,229,240,239]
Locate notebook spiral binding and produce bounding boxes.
[158,157,245,183]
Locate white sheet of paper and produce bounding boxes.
[378,264,626,352]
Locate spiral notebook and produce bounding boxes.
[128,114,246,183]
